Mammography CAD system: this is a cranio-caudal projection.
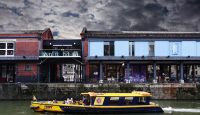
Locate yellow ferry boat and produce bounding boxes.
[30,91,163,113]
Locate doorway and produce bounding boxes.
[0,64,15,83]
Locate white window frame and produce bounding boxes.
[148,42,155,56]
[0,42,15,56]
[170,42,181,56]
[25,64,32,71]
[129,41,135,56]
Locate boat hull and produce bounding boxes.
[31,102,163,113]
[30,101,45,112]
[60,106,163,113]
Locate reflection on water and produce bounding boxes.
[0,100,200,115]
[163,107,200,113]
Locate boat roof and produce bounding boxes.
[81,91,151,97]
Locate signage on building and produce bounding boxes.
[41,50,79,57]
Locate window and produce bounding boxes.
[104,41,114,56]
[25,64,32,71]
[148,42,154,56]
[0,42,14,56]
[171,42,180,55]
[89,64,99,83]
[0,43,6,49]
[129,41,135,56]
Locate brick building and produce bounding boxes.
[0,28,53,83]
[0,28,83,83]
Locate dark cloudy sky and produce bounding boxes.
[0,0,200,39]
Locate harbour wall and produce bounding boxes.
[0,83,200,100]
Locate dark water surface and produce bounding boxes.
[0,100,200,115]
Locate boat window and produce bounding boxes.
[119,97,125,105]
[103,97,110,106]
[109,97,120,105]
[110,97,119,100]
[125,97,133,105]
[105,97,151,106]
[146,97,150,104]
[132,97,139,105]
[108,97,126,105]
[138,97,150,105]
[139,97,145,103]
[129,97,151,105]
[103,96,151,106]
[125,97,133,100]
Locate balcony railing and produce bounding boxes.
[39,49,81,58]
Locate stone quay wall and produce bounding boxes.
[0,83,200,100]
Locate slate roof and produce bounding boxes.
[81,27,200,38]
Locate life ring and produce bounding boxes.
[96,97,102,104]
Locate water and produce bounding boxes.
[0,100,200,115]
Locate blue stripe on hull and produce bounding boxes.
[60,106,164,114]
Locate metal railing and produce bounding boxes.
[39,49,81,57]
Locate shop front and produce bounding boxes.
[125,64,147,83]
[88,62,124,83]
[87,61,200,84]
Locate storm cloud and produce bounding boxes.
[0,0,199,38]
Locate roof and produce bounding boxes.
[80,27,200,38]
[0,28,49,34]
[81,91,151,97]
[0,28,53,40]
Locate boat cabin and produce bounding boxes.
[81,91,152,106]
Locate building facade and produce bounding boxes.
[0,28,53,83]
[1,27,200,84]
[0,29,82,83]
[39,39,82,83]
[81,28,200,83]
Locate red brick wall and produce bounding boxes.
[83,38,88,57]
[17,62,38,76]
[41,29,53,40]
[15,39,39,56]
[83,38,89,78]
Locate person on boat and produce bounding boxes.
[32,95,37,101]
[63,99,68,104]
[83,96,88,105]
[69,98,73,104]
[53,99,57,103]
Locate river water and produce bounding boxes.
[0,100,200,115]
